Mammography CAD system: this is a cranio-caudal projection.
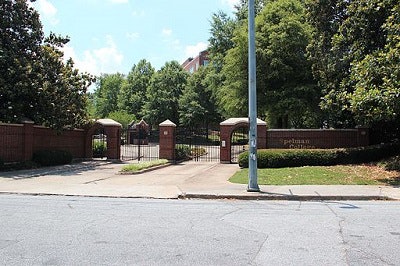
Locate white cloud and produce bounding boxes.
[61,36,124,76]
[32,0,59,25]
[185,42,208,58]
[221,0,240,10]
[126,32,140,41]
[162,28,173,37]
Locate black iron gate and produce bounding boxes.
[176,127,220,162]
[92,127,107,158]
[231,126,249,163]
[120,129,159,161]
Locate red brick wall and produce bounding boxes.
[0,123,25,162]
[266,128,369,149]
[32,126,86,158]
[0,123,86,163]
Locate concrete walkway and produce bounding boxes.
[0,160,399,200]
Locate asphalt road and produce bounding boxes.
[1,195,399,265]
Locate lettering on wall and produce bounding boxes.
[281,138,316,149]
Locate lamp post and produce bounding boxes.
[247,0,260,192]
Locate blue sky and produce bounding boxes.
[31,0,239,76]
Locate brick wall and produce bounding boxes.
[0,123,25,162]
[33,126,86,158]
[0,122,86,163]
[266,128,369,149]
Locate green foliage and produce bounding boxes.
[120,159,169,173]
[92,141,107,158]
[0,0,43,123]
[143,61,188,127]
[238,143,400,168]
[307,0,400,132]
[118,59,154,118]
[94,73,125,118]
[32,150,73,167]
[107,111,136,130]
[175,145,192,161]
[220,0,321,127]
[383,156,400,171]
[0,2,94,129]
[179,67,220,128]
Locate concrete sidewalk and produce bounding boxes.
[0,160,399,201]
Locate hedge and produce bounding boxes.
[238,142,400,168]
[32,150,73,167]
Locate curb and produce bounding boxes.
[180,193,396,201]
[0,191,398,201]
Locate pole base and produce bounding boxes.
[247,186,260,192]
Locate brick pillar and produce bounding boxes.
[220,124,231,163]
[159,120,176,161]
[22,120,34,161]
[257,123,267,149]
[104,125,121,160]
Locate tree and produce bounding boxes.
[36,34,94,129]
[346,1,400,141]
[220,0,320,128]
[307,0,399,130]
[256,0,320,128]
[207,11,238,119]
[179,66,220,128]
[0,0,94,129]
[142,61,188,127]
[107,110,136,130]
[94,73,125,118]
[0,0,43,123]
[118,59,154,118]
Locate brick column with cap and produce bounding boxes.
[159,120,176,161]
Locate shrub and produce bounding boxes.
[32,150,73,167]
[93,141,107,158]
[175,145,191,161]
[384,156,400,171]
[238,142,400,168]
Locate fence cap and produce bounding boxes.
[96,119,122,127]
[220,117,267,126]
[159,119,176,127]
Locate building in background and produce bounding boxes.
[181,50,209,73]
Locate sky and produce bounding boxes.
[31,0,240,77]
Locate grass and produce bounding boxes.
[229,164,400,186]
[120,159,169,173]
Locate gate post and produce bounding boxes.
[159,120,176,161]
[220,123,231,163]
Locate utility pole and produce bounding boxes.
[247,0,260,192]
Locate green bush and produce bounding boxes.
[175,145,191,161]
[384,156,400,171]
[93,141,107,157]
[238,142,400,168]
[32,150,73,167]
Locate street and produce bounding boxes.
[1,195,399,265]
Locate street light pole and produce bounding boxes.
[247,0,260,192]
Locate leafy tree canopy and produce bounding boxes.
[0,0,94,130]
[142,61,188,127]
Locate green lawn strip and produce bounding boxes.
[229,165,388,185]
[120,159,169,173]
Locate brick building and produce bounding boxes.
[181,50,209,73]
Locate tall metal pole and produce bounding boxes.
[247,0,260,192]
